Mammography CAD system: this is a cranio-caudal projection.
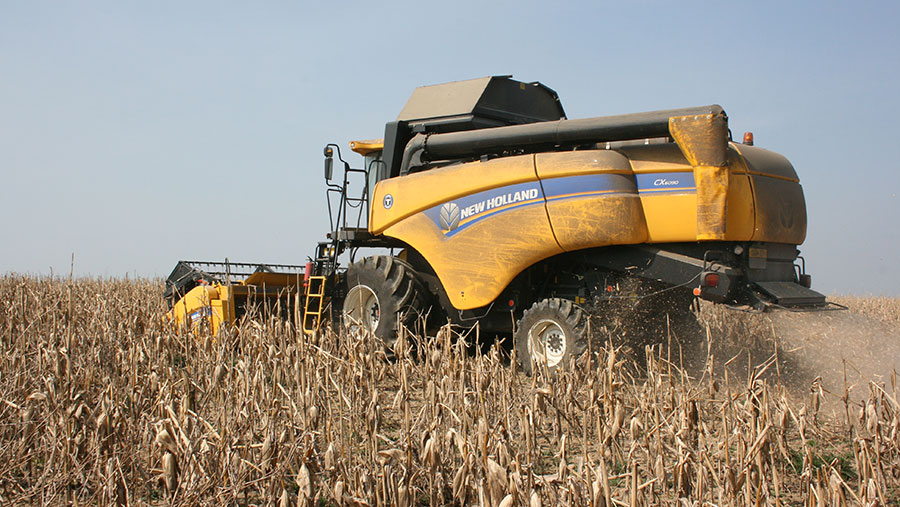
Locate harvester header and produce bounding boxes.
[165,260,305,334]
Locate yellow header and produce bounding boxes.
[349,139,384,156]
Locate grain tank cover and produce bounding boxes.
[396,76,566,134]
[381,76,567,178]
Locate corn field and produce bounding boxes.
[1,275,899,505]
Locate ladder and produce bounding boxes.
[303,276,327,334]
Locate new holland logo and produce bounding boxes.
[439,202,460,232]
[779,199,794,229]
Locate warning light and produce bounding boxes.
[742,132,754,146]
[508,299,515,307]
[703,273,720,288]
[693,287,702,296]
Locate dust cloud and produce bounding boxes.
[690,302,900,409]
[767,309,900,400]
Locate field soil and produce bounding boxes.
[1,277,899,505]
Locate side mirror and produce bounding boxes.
[324,146,334,181]
[324,157,333,181]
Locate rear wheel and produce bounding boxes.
[514,298,587,375]
[342,256,427,348]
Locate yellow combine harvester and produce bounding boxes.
[167,76,835,372]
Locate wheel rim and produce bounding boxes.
[528,319,567,368]
[344,285,380,333]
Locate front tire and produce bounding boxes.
[514,298,587,375]
[342,256,427,348]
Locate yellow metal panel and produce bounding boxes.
[167,285,221,333]
[370,155,539,235]
[637,171,756,243]
[620,144,691,173]
[622,143,759,243]
[725,172,755,241]
[730,143,799,182]
[641,194,698,242]
[619,144,697,243]
[731,143,806,244]
[546,194,649,250]
[210,299,225,335]
[383,203,561,310]
[534,150,633,178]
[241,272,301,287]
[748,176,807,244]
[220,285,234,324]
[535,151,648,250]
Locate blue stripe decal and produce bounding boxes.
[635,172,695,193]
[422,171,696,237]
[542,173,637,201]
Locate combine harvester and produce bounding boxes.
[166,76,834,372]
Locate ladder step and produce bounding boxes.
[302,276,328,333]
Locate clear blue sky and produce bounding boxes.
[2,1,898,295]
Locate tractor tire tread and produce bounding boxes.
[344,255,428,346]
[515,298,588,375]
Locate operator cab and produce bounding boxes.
[350,139,385,206]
